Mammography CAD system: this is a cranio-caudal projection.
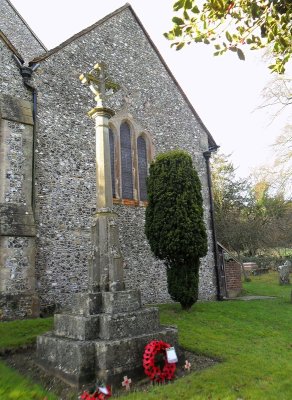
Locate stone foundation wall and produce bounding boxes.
[0,293,39,320]
[0,236,36,293]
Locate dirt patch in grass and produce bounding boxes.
[1,346,220,399]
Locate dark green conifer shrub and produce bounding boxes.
[145,150,207,310]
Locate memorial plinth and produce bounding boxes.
[36,63,179,388]
[37,289,178,387]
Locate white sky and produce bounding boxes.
[9,0,291,178]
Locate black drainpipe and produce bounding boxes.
[203,148,223,301]
[15,60,39,212]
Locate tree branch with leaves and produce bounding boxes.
[165,0,292,73]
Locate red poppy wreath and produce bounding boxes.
[143,340,176,382]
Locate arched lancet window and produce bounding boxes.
[109,128,116,198]
[137,136,148,201]
[120,122,134,199]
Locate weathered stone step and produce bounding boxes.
[72,290,141,316]
[54,314,100,340]
[54,306,160,341]
[102,290,141,314]
[73,292,102,316]
[37,333,96,387]
[99,307,160,340]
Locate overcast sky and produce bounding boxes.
[9,0,292,178]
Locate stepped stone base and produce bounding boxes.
[37,326,179,387]
[37,289,180,388]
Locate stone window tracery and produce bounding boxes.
[109,116,153,206]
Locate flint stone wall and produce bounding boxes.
[29,6,217,310]
[0,293,39,320]
[0,0,46,62]
[0,39,30,101]
[0,37,39,319]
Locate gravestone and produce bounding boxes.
[279,263,290,285]
[36,63,179,388]
[284,259,292,273]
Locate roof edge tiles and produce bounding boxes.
[0,29,24,62]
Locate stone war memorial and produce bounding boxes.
[37,63,179,386]
[0,0,227,389]
[0,0,224,321]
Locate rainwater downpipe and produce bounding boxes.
[203,148,223,301]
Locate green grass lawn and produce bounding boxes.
[1,272,292,399]
[0,318,56,400]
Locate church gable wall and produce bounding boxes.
[0,39,29,100]
[0,0,46,61]
[31,8,216,309]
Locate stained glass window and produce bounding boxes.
[109,128,115,197]
[120,122,133,199]
[137,136,148,201]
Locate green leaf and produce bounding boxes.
[279,36,288,48]
[174,25,183,36]
[172,16,185,26]
[173,0,184,11]
[268,31,274,41]
[183,10,190,20]
[237,48,245,60]
[251,2,259,19]
[184,0,193,10]
[163,32,175,40]
[273,42,279,52]
[226,31,233,42]
[176,42,185,50]
[229,46,237,52]
[191,5,200,13]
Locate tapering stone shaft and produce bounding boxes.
[89,210,124,292]
[89,107,115,209]
[88,106,124,292]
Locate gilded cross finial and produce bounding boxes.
[79,62,120,107]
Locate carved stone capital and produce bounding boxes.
[88,106,115,120]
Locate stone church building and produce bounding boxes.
[0,0,222,320]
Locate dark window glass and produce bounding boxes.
[137,136,148,201]
[120,122,133,199]
[109,128,115,197]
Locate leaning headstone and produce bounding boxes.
[278,263,290,285]
[36,63,179,389]
[284,259,292,273]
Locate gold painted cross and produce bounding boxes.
[79,62,120,106]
